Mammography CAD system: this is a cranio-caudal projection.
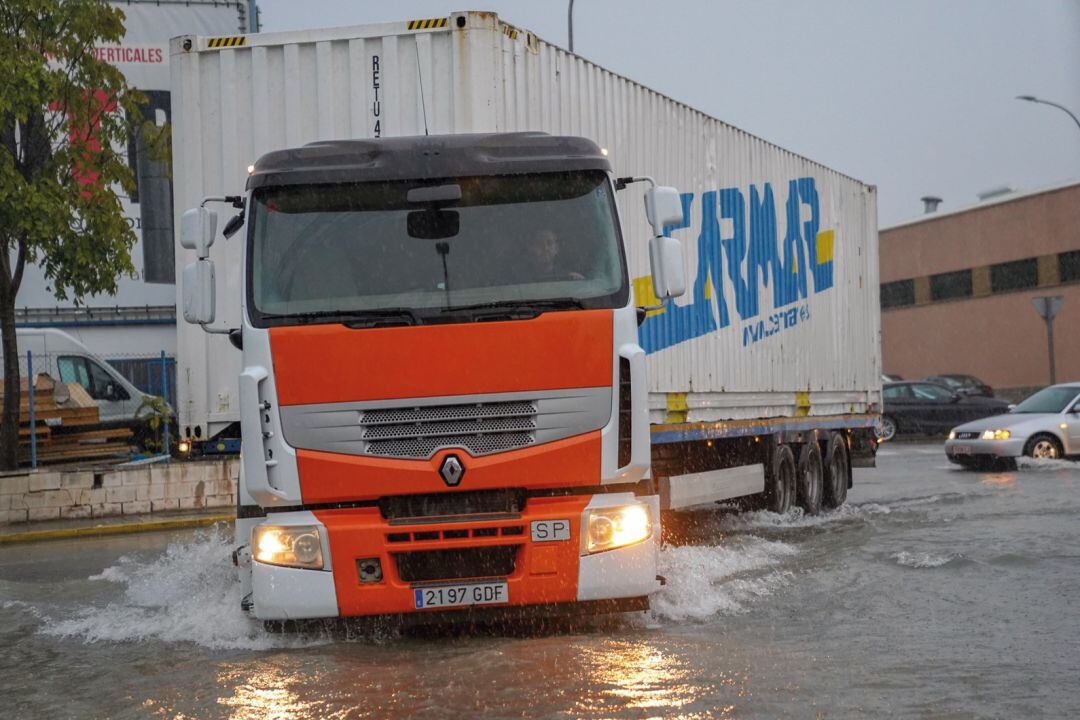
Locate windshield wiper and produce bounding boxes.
[440,297,585,315]
[259,308,420,327]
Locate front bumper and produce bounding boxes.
[944,437,1025,463]
[248,493,660,620]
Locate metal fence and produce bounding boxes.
[104,354,177,409]
[15,350,175,468]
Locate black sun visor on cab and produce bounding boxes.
[246,132,613,190]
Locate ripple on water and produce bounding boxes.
[891,551,966,569]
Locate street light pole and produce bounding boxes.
[1016,95,1080,134]
[568,0,576,52]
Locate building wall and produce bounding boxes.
[880,182,1080,393]
[881,284,1080,391]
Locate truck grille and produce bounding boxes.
[360,400,537,459]
[279,387,611,460]
[395,545,519,582]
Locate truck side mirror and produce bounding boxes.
[644,186,683,236]
[180,207,218,259]
[649,234,686,299]
[182,259,216,325]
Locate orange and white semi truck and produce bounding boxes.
[172,12,880,621]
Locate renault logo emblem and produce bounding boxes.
[439,455,465,487]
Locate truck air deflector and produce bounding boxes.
[246,133,612,189]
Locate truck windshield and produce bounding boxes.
[248,171,627,326]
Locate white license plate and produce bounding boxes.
[413,581,508,609]
[952,445,972,455]
[531,518,571,542]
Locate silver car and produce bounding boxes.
[944,383,1080,469]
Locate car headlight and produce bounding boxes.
[252,525,326,569]
[981,429,1011,440]
[948,430,956,440]
[582,503,652,554]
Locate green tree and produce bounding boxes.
[0,0,141,469]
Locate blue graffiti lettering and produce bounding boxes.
[639,176,833,354]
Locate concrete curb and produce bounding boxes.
[0,513,234,545]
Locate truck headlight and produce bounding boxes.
[981,429,1011,440]
[583,503,652,554]
[252,525,326,570]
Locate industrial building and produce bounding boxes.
[14,1,255,405]
[879,180,1080,399]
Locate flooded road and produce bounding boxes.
[2,444,1078,718]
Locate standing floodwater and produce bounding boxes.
[2,444,1078,718]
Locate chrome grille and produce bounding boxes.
[279,387,611,460]
[362,401,536,425]
[956,432,979,440]
[360,401,538,459]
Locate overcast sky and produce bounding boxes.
[258,0,1080,227]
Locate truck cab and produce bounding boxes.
[181,133,686,620]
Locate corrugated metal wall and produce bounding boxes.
[171,11,880,434]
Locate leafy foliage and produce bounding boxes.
[135,393,173,453]
[0,0,143,468]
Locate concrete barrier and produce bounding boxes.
[0,458,238,525]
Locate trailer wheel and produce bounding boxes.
[796,442,824,515]
[764,444,796,514]
[823,433,849,508]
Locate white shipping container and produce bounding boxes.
[171,11,880,439]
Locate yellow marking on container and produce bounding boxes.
[816,229,835,264]
[502,24,519,40]
[407,17,448,30]
[632,276,664,317]
[207,35,247,49]
[666,393,689,424]
[795,391,811,417]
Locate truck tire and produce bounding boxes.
[764,444,796,514]
[796,442,824,515]
[823,432,849,508]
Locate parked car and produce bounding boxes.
[945,383,1080,469]
[879,381,1011,441]
[1,328,153,423]
[923,374,994,398]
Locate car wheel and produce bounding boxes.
[823,432,849,508]
[796,442,824,515]
[1024,434,1063,460]
[877,416,898,442]
[764,444,796,514]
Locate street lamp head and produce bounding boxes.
[1016,95,1038,102]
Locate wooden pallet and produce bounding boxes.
[1,374,134,465]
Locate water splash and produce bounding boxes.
[1017,456,1079,472]
[38,527,325,651]
[650,538,798,623]
[717,502,892,532]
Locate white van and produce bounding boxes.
[4,328,153,423]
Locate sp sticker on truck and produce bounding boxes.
[531,519,570,542]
